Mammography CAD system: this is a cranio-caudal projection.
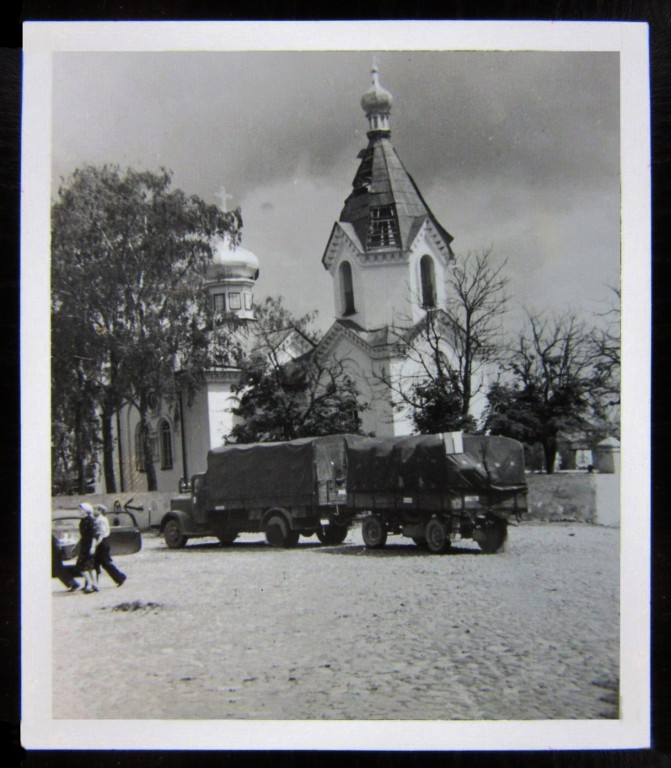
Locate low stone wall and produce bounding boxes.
[525,472,598,523]
[52,491,175,530]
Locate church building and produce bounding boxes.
[315,64,458,436]
[113,65,465,492]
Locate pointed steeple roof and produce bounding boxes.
[337,66,455,258]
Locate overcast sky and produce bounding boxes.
[51,49,621,334]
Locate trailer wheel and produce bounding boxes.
[163,519,188,549]
[265,514,298,548]
[217,532,238,546]
[362,515,387,549]
[316,524,349,545]
[425,518,451,554]
[474,517,508,554]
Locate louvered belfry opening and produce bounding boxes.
[367,205,400,249]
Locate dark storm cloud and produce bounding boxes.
[50,49,621,325]
[52,50,619,205]
[383,52,619,195]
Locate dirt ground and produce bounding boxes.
[51,522,620,721]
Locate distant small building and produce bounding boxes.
[555,433,594,471]
[593,436,620,475]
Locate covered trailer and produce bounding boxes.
[345,432,527,553]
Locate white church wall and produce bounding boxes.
[116,403,183,493]
[206,380,239,448]
[328,248,411,329]
[407,233,451,326]
[182,388,212,478]
[357,260,412,329]
[320,332,398,438]
[387,355,416,436]
[386,331,492,435]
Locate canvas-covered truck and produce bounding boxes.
[159,431,527,553]
[348,432,528,554]
[159,434,353,549]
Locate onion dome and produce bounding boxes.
[210,234,259,281]
[361,64,393,120]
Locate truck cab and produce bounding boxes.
[160,472,215,548]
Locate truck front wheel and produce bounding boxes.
[163,519,188,549]
[425,518,451,554]
[362,515,387,549]
[265,514,298,548]
[316,524,349,545]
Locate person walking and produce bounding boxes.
[75,502,99,593]
[93,504,127,587]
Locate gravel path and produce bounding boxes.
[51,522,619,721]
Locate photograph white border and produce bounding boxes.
[21,20,651,750]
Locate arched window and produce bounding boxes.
[159,419,174,470]
[340,261,356,316]
[420,255,436,308]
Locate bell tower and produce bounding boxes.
[322,65,455,331]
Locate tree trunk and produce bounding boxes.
[101,409,117,493]
[543,437,558,474]
[139,400,158,491]
[74,397,88,494]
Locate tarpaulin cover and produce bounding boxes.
[205,435,350,507]
[345,433,526,495]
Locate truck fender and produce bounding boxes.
[261,507,293,530]
[159,510,191,534]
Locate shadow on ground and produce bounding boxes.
[152,538,485,557]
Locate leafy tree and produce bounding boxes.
[52,164,241,491]
[409,377,477,434]
[483,311,593,473]
[379,248,508,432]
[229,297,364,443]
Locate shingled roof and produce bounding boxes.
[339,136,455,257]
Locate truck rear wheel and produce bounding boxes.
[316,524,349,545]
[362,515,387,549]
[163,519,188,549]
[425,518,451,554]
[474,517,508,554]
[265,514,298,548]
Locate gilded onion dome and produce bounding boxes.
[361,64,393,114]
[209,234,260,281]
